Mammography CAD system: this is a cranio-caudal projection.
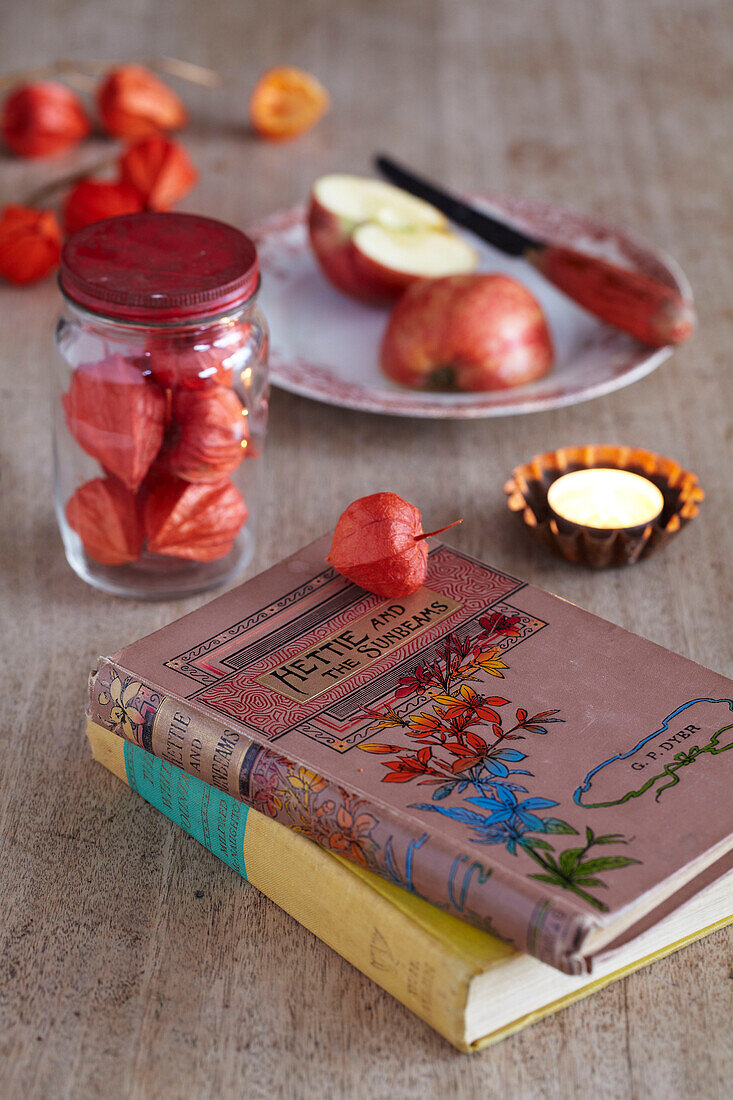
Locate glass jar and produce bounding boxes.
[53,212,268,598]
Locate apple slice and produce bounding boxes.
[308,174,478,304]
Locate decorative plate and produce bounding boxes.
[249,196,691,419]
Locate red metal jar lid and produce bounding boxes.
[60,212,259,323]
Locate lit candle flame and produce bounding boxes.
[547,468,664,530]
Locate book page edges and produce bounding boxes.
[469,911,733,1051]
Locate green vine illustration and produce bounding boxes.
[524,827,638,911]
[583,723,733,808]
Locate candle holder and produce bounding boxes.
[504,445,704,568]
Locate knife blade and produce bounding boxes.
[375,154,695,347]
[375,154,543,255]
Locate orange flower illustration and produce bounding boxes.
[326,804,378,866]
[408,710,450,738]
[470,647,509,678]
[436,685,509,726]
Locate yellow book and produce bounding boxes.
[88,720,732,1053]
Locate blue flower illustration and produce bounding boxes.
[412,786,566,854]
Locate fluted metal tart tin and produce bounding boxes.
[505,444,704,568]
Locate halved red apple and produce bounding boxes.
[308,174,478,304]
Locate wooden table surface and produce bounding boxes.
[1,1,731,1097]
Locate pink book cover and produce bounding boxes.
[88,536,733,972]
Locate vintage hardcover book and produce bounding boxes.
[87,720,733,1053]
[88,536,733,974]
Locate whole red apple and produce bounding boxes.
[380,273,554,391]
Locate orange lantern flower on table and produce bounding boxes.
[1,81,90,157]
[119,136,198,210]
[63,178,144,234]
[249,66,330,141]
[0,204,62,284]
[97,64,186,137]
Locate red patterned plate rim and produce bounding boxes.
[248,195,691,420]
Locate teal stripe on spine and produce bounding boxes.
[123,740,249,880]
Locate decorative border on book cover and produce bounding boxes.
[164,565,359,687]
[162,547,547,754]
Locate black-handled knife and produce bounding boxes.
[375,154,694,347]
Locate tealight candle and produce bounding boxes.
[547,468,664,530]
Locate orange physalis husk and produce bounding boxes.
[119,136,198,211]
[160,387,248,483]
[97,64,187,138]
[63,178,144,235]
[327,492,461,598]
[0,204,62,284]
[62,353,166,492]
[65,477,144,565]
[142,323,251,389]
[144,476,248,561]
[249,66,330,141]
[2,81,90,158]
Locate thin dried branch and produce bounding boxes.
[0,56,222,93]
[24,153,118,207]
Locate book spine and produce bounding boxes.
[89,657,593,973]
[87,720,476,1052]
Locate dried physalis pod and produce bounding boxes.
[0,204,62,284]
[66,477,143,565]
[119,136,198,211]
[142,323,251,390]
[2,81,90,157]
[62,353,166,492]
[161,387,249,483]
[97,64,186,138]
[63,178,144,235]
[327,492,461,598]
[249,67,330,141]
[144,476,248,561]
